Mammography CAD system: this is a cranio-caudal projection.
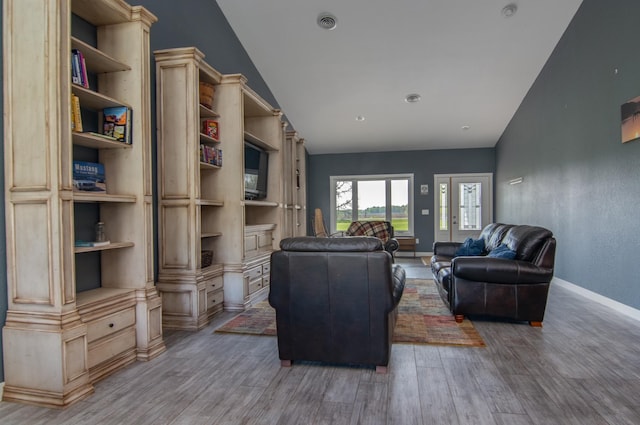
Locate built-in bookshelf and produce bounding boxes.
[2,0,164,408]
[213,74,284,311]
[154,51,285,317]
[284,130,307,237]
[154,47,225,330]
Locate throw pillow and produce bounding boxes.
[488,244,517,259]
[454,237,485,257]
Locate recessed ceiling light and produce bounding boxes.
[404,93,421,103]
[317,13,337,30]
[462,125,470,130]
[356,115,366,121]
[501,3,518,18]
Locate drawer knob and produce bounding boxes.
[108,323,114,328]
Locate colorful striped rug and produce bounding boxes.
[215,279,485,347]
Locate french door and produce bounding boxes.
[434,173,493,242]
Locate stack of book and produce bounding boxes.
[200,145,222,166]
[71,49,89,89]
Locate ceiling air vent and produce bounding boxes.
[317,13,337,30]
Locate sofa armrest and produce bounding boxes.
[384,238,399,253]
[433,242,461,257]
[452,256,554,284]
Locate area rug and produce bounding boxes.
[215,279,485,347]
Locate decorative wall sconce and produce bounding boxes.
[509,177,523,185]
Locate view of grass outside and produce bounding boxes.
[333,176,411,234]
[336,212,409,231]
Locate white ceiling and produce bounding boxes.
[216,0,583,155]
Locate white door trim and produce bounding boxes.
[434,173,493,242]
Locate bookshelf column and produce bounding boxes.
[2,0,93,407]
[2,0,163,407]
[154,48,225,330]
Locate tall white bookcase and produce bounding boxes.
[154,47,226,330]
[2,0,165,407]
[155,49,286,322]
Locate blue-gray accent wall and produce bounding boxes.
[308,149,495,250]
[495,0,640,309]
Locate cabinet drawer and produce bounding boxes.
[262,275,270,287]
[207,291,224,310]
[205,276,223,294]
[88,326,136,368]
[248,278,262,294]
[86,307,136,343]
[244,265,263,280]
[262,262,271,275]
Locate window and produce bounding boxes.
[330,174,414,235]
[459,182,482,230]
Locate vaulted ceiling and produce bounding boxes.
[217,0,583,154]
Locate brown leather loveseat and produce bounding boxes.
[269,236,406,373]
[430,223,556,326]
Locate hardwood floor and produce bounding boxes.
[2,258,640,424]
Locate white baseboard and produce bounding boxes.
[553,277,640,322]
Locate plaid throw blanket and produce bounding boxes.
[345,221,390,243]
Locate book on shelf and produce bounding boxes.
[202,119,219,140]
[200,144,222,166]
[71,49,89,89]
[102,106,132,144]
[75,240,111,247]
[71,94,83,132]
[72,161,106,192]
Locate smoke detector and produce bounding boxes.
[501,3,518,18]
[317,13,337,30]
[404,93,422,103]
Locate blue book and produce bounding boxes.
[72,161,106,192]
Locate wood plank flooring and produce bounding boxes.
[2,258,640,424]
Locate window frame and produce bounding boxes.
[329,173,414,236]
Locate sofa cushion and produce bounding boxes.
[487,244,517,259]
[502,225,553,261]
[480,223,514,252]
[454,237,485,257]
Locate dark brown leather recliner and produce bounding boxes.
[431,224,556,326]
[269,236,406,373]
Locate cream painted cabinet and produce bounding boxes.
[284,130,307,237]
[154,48,225,330]
[212,75,284,311]
[2,0,165,408]
[154,50,287,316]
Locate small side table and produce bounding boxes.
[397,237,417,258]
